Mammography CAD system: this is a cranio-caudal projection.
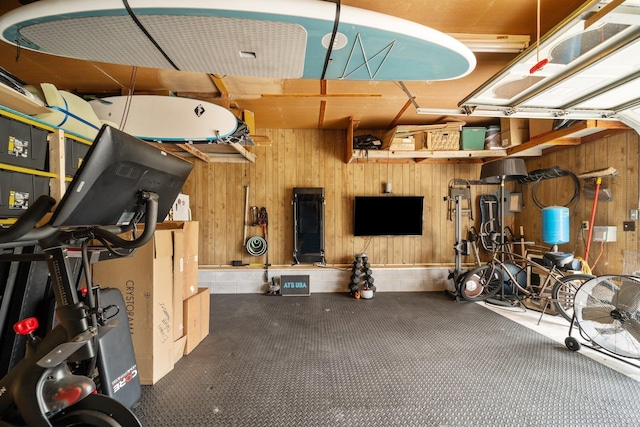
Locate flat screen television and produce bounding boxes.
[49,125,194,228]
[353,196,424,236]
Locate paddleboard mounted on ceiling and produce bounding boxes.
[0,0,476,81]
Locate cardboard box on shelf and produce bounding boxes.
[92,229,174,385]
[529,119,555,138]
[387,136,419,151]
[183,287,210,355]
[500,118,529,147]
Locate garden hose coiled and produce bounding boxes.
[246,236,268,256]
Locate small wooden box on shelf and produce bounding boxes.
[382,121,465,151]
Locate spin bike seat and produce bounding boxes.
[542,252,575,269]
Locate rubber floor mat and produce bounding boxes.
[134,292,640,426]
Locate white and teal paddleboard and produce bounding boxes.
[0,0,476,81]
[89,95,239,142]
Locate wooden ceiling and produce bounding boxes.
[0,0,588,130]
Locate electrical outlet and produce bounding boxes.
[581,221,589,230]
[624,221,636,232]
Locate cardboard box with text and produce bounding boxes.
[92,229,174,385]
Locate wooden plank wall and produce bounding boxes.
[515,130,640,275]
[183,128,489,267]
[184,128,640,273]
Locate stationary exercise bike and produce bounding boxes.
[0,125,193,426]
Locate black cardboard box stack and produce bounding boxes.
[92,221,209,385]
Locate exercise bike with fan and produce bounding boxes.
[0,125,193,426]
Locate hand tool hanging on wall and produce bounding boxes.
[257,207,268,240]
[257,207,270,283]
[250,206,258,226]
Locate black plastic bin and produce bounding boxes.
[0,170,50,217]
[0,115,49,171]
[65,137,91,177]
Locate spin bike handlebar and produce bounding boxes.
[0,191,160,251]
[0,195,56,244]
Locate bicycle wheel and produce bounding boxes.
[459,264,503,302]
[551,274,594,322]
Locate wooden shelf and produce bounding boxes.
[506,119,630,157]
[348,147,505,164]
[150,141,256,163]
[345,117,630,164]
[0,83,50,115]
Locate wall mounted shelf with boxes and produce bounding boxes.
[345,116,630,164]
[0,105,92,223]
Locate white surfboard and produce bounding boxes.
[0,0,476,81]
[89,95,238,142]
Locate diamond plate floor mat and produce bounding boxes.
[133,292,640,426]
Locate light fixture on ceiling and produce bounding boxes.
[449,33,531,54]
